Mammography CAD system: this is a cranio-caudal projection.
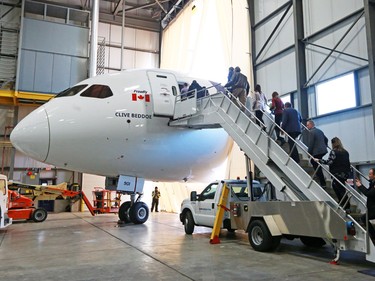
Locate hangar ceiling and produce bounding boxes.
[0,0,189,105]
[2,0,188,32]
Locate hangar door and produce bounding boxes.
[147,71,179,117]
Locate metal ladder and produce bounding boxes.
[169,92,375,262]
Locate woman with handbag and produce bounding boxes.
[315,137,351,210]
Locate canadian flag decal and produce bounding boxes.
[132,93,150,102]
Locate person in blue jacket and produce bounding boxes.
[281,102,302,163]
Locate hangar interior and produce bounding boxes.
[0,1,374,217]
[1,0,375,279]
[0,0,373,213]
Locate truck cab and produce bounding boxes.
[180,179,265,234]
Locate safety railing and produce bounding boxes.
[172,90,373,254]
[232,92,369,234]
[173,84,225,119]
[297,122,369,214]
[177,89,368,216]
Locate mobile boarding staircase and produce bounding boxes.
[169,90,375,263]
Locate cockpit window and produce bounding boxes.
[80,84,113,99]
[55,84,88,98]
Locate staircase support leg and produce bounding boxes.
[330,245,341,265]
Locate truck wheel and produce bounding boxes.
[118,201,131,223]
[300,236,326,248]
[184,211,195,234]
[248,220,281,252]
[129,202,149,224]
[31,208,48,222]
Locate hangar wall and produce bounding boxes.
[97,23,159,72]
[161,0,252,86]
[0,4,19,84]
[18,18,89,93]
[251,0,375,167]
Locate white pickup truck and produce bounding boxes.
[179,179,265,234]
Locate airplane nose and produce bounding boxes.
[10,107,50,162]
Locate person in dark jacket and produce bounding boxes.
[307,120,328,187]
[355,168,375,241]
[188,80,204,98]
[224,66,249,110]
[227,67,234,83]
[316,137,351,209]
[270,91,284,144]
[281,102,302,163]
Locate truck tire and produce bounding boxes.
[118,201,131,223]
[31,208,48,222]
[248,220,281,252]
[129,202,149,224]
[300,236,326,248]
[184,211,195,234]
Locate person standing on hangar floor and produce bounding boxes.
[151,186,161,212]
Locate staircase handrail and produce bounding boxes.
[220,90,366,210]
[299,122,370,184]
[298,123,368,209]
[173,91,372,257]
[181,83,224,101]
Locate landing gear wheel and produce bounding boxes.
[184,211,195,234]
[129,202,149,224]
[31,208,48,222]
[248,220,281,252]
[300,236,326,248]
[118,201,131,223]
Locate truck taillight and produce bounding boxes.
[232,203,240,217]
[346,221,356,236]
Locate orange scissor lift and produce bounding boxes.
[5,177,149,226]
[91,188,121,214]
[6,182,122,220]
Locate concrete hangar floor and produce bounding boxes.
[0,212,374,281]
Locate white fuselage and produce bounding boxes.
[10,69,232,182]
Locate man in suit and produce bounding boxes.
[281,102,302,163]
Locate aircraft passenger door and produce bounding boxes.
[147,71,179,117]
[194,183,218,227]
